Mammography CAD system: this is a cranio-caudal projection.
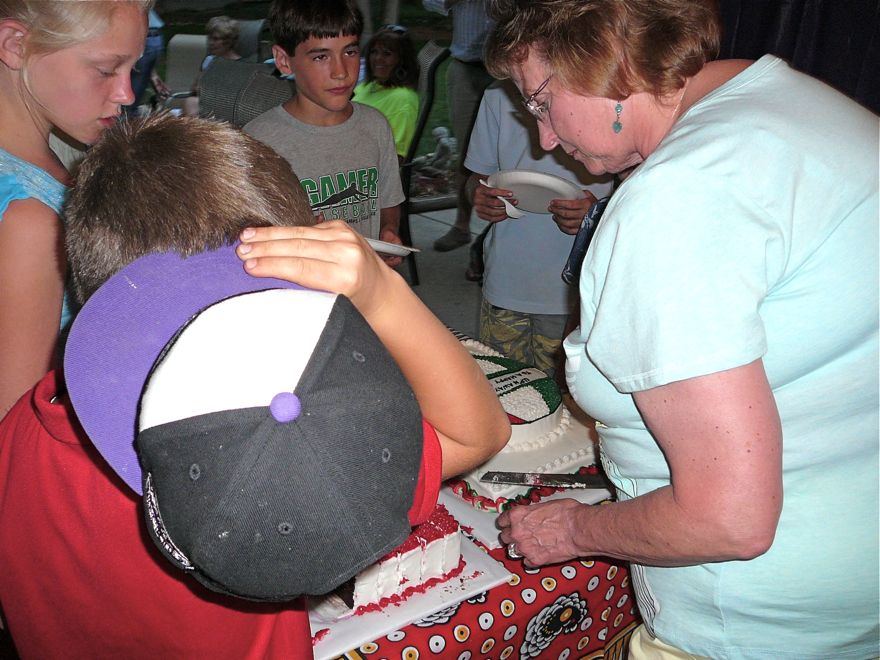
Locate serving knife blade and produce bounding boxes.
[480,471,609,489]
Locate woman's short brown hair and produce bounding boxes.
[65,113,315,303]
[485,0,720,99]
[206,15,239,52]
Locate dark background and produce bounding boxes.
[719,0,879,113]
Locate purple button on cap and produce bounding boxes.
[270,392,301,423]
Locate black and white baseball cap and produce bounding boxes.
[65,245,423,600]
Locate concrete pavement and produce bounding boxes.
[399,208,489,339]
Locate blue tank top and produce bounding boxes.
[0,148,74,331]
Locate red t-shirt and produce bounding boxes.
[0,371,441,659]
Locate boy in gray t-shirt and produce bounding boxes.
[244,0,405,265]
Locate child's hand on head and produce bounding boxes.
[237,222,395,319]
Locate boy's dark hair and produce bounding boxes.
[363,27,419,89]
[65,113,314,303]
[269,0,363,55]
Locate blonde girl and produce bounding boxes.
[0,0,149,416]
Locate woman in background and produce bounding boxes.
[353,25,419,160]
[183,15,241,117]
[0,0,148,417]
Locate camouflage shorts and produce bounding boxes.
[479,299,568,377]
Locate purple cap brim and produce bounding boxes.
[64,245,305,494]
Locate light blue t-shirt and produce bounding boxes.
[0,148,73,331]
[148,8,163,29]
[565,56,879,659]
[465,82,614,315]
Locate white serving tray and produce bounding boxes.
[309,534,511,659]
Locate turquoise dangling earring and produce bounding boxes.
[612,101,623,133]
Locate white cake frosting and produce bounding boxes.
[309,505,462,622]
[471,350,572,451]
[352,524,460,610]
[451,338,597,512]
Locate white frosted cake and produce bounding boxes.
[447,338,598,512]
[309,504,463,622]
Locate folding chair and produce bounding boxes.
[198,59,295,127]
[236,19,268,62]
[398,41,452,285]
[162,34,206,110]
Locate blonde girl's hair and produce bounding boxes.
[485,0,720,100]
[0,0,153,58]
[2,0,152,118]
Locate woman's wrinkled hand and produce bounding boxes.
[236,221,393,320]
[549,191,597,235]
[496,498,587,566]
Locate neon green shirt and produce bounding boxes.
[353,81,418,157]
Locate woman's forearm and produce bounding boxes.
[503,361,783,567]
[569,485,776,566]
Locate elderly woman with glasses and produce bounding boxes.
[353,24,419,160]
[489,1,878,658]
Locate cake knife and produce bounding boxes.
[480,471,610,489]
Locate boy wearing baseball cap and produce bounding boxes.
[0,114,509,657]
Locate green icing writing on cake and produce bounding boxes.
[473,354,562,419]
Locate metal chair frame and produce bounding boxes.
[162,33,206,110]
[398,40,452,285]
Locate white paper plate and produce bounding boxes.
[487,169,584,215]
[366,238,420,257]
[309,535,511,659]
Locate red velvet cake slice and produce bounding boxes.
[309,504,463,621]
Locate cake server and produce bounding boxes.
[480,471,610,489]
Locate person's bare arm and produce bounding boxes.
[237,222,510,477]
[150,70,170,99]
[0,199,65,417]
[498,360,783,566]
[378,205,403,268]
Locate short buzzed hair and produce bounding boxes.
[65,113,315,303]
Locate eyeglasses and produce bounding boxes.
[380,24,408,35]
[522,75,552,122]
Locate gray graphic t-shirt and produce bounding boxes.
[244,103,404,239]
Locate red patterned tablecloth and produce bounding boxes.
[330,540,640,660]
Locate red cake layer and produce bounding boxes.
[377,503,457,559]
[353,557,466,616]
